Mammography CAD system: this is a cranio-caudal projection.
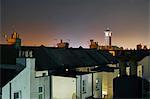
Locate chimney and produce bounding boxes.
[90,39,94,44]
[6,32,21,49]
[143,45,147,50]
[60,39,63,43]
[89,39,99,49]
[136,44,142,50]
[57,39,69,48]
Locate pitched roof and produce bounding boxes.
[23,46,115,70]
[1,45,116,70]
[0,64,25,87]
[116,50,150,61]
[99,50,118,64]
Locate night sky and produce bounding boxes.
[1,0,150,48]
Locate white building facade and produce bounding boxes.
[2,58,51,99]
[2,46,121,99]
[2,58,105,99]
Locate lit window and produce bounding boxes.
[126,67,130,76]
[102,91,108,99]
[65,69,68,71]
[137,65,143,77]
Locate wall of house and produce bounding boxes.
[30,67,50,99]
[52,76,76,99]
[106,72,115,99]
[2,58,51,99]
[30,76,50,99]
[94,70,118,99]
[93,73,102,98]
[76,74,92,99]
[2,83,10,99]
[2,58,33,99]
[139,56,150,82]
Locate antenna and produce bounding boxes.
[12,25,16,32]
[2,32,8,39]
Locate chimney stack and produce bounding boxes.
[89,39,99,49]
[57,39,69,48]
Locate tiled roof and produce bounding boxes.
[1,44,117,69]
[33,46,114,70]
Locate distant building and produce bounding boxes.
[99,45,123,50]
[89,28,123,51]
[137,44,148,50]
[89,39,123,57]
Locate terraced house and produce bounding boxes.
[1,44,119,99]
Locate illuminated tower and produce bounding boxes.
[104,28,112,47]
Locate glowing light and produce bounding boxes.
[95,66,98,68]
[104,28,112,37]
[102,90,107,95]
[102,90,108,98]
[96,79,99,83]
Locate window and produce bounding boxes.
[39,87,43,93]
[126,67,130,76]
[137,65,143,77]
[38,86,44,99]
[14,91,21,99]
[39,94,42,99]
[14,93,19,99]
[42,73,46,76]
[82,80,86,94]
[96,79,100,90]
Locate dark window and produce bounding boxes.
[82,80,86,93]
[38,86,44,99]
[39,87,43,93]
[14,92,19,99]
[42,73,46,76]
[39,94,42,99]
